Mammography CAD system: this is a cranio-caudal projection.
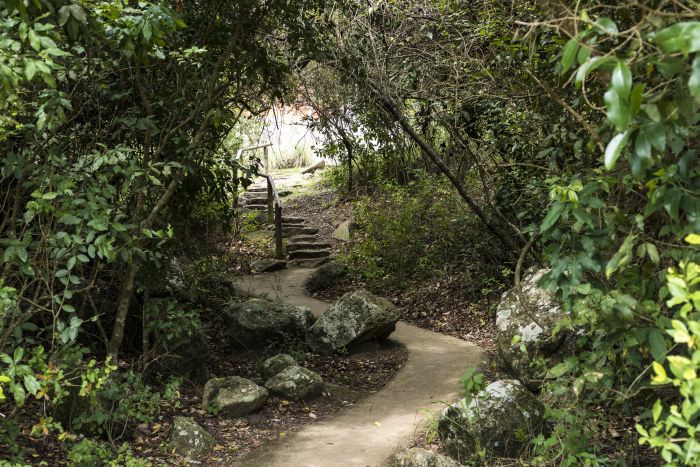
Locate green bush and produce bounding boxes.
[345,175,508,293]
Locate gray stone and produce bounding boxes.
[251,259,287,273]
[385,448,461,467]
[261,354,298,380]
[202,377,268,416]
[304,261,349,293]
[332,220,353,241]
[225,298,314,348]
[437,379,544,461]
[264,366,324,401]
[496,269,568,389]
[306,289,399,354]
[301,160,326,174]
[169,416,216,459]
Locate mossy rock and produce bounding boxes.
[202,376,268,416]
[304,261,349,293]
[437,379,544,461]
[169,416,216,459]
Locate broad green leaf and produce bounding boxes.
[685,233,700,244]
[604,88,630,131]
[689,55,700,101]
[23,375,40,396]
[604,131,631,170]
[24,60,37,81]
[635,130,652,161]
[69,4,87,23]
[612,61,632,99]
[630,83,645,116]
[540,203,566,232]
[561,38,579,73]
[594,17,618,36]
[648,328,667,362]
[653,22,700,54]
[646,243,660,264]
[58,6,71,26]
[575,56,614,88]
[647,123,667,151]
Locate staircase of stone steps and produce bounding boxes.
[239,185,332,268]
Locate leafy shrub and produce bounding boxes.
[56,360,180,441]
[66,439,149,467]
[345,175,507,293]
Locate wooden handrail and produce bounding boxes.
[232,143,284,259]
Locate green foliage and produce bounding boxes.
[66,439,149,467]
[527,5,700,465]
[346,175,506,293]
[459,367,485,401]
[638,258,700,465]
[66,364,180,440]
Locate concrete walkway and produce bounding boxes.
[234,269,485,467]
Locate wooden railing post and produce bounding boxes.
[275,204,283,259]
[266,177,273,224]
[264,145,270,175]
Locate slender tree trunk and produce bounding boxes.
[107,258,137,360]
[340,131,353,194]
[371,86,519,254]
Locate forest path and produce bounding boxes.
[234,268,485,466]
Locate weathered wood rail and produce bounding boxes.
[233,143,284,259]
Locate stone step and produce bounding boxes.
[247,187,267,193]
[287,234,320,243]
[289,257,330,268]
[288,249,331,260]
[241,195,268,205]
[282,217,305,224]
[245,204,268,211]
[282,222,306,229]
[282,227,319,238]
[286,242,332,252]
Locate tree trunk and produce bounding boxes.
[340,131,353,194]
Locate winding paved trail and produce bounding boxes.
[234,268,485,466]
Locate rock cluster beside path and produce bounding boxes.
[169,286,404,461]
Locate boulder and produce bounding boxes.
[202,377,268,416]
[386,448,461,467]
[264,366,324,401]
[169,416,216,459]
[306,289,399,354]
[261,354,298,380]
[437,379,544,461]
[332,220,353,241]
[251,259,287,274]
[304,261,349,293]
[225,298,314,348]
[496,269,567,389]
